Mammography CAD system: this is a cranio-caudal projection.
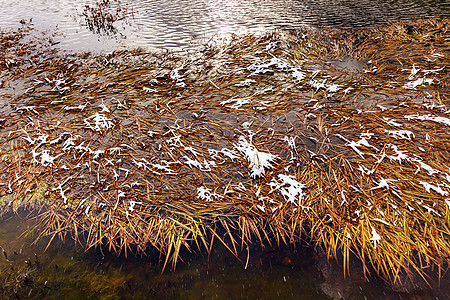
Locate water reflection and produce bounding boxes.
[0,211,328,299]
[2,211,450,299]
[0,0,448,51]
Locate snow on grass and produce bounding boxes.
[84,113,113,132]
[183,156,214,171]
[337,134,379,158]
[98,100,110,113]
[385,130,415,140]
[143,87,157,93]
[382,117,403,127]
[326,84,341,93]
[269,174,307,208]
[37,150,62,167]
[247,57,305,82]
[170,67,186,88]
[128,200,142,212]
[220,98,252,110]
[419,182,449,197]
[235,79,256,87]
[422,67,445,75]
[403,77,433,89]
[208,148,239,162]
[405,114,450,127]
[291,68,305,81]
[403,64,420,80]
[370,227,381,249]
[248,57,291,75]
[385,144,409,163]
[197,186,223,202]
[234,135,277,178]
[151,160,178,175]
[371,178,396,190]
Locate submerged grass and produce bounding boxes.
[0,17,449,288]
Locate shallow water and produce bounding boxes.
[0,0,448,51]
[1,211,450,299]
[0,211,328,299]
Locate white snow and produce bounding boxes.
[420,182,449,196]
[371,178,395,190]
[269,174,306,207]
[170,67,186,88]
[370,227,381,249]
[84,113,113,132]
[405,114,450,127]
[197,186,222,202]
[403,77,433,89]
[385,130,415,140]
[234,135,277,178]
[220,98,252,110]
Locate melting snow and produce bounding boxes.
[403,77,433,89]
[143,87,157,93]
[220,98,252,110]
[248,57,291,75]
[403,64,420,80]
[291,68,305,81]
[348,137,378,158]
[371,178,395,190]
[129,200,142,212]
[235,79,256,87]
[170,67,186,88]
[383,117,402,127]
[38,150,62,167]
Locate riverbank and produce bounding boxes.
[1,17,449,291]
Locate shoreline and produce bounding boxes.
[1,17,449,289]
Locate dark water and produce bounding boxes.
[0,0,448,51]
[3,211,450,299]
[0,212,335,299]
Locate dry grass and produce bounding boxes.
[0,17,449,286]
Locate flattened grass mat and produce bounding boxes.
[0,17,449,287]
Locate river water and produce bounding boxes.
[0,0,448,51]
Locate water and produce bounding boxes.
[3,211,449,299]
[0,0,448,51]
[0,212,343,299]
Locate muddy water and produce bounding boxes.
[1,211,450,299]
[0,0,448,51]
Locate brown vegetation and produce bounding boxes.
[0,17,449,287]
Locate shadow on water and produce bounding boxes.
[1,211,450,299]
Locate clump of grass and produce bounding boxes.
[81,0,129,36]
[0,17,449,288]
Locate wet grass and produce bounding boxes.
[0,17,449,291]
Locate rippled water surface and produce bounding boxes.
[0,0,448,51]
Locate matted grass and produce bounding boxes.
[0,17,449,287]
